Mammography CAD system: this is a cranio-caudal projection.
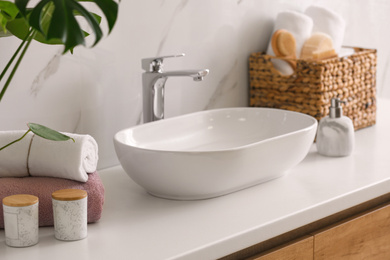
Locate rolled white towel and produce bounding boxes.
[267,10,313,75]
[0,131,34,177]
[304,5,346,54]
[0,131,98,182]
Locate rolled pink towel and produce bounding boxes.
[0,172,104,228]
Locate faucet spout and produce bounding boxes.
[159,69,209,79]
[142,69,209,123]
[142,54,209,124]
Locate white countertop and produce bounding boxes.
[1,99,390,260]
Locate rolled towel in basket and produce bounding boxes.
[266,10,313,75]
[0,171,104,228]
[304,5,346,54]
[0,131,98,182]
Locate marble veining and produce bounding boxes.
[316,119,354,157]
[205,59,239,110]
[52,197,87,241]
[30,49,62,97]
[156,0,189,56]
[3,203,39,247]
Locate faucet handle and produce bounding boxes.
[141,53,185,72]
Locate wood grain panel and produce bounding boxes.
[250,236,313,260]
[220,193,390,260]
[314,204,390,259]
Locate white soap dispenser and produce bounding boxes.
[316,98,355,157]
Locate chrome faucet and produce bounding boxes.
[142,54,209,123]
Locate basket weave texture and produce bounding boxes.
[249,47,377,130]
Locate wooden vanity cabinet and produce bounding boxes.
[222,199,390,260]
[313,203,390,259]
[252,236,313,260]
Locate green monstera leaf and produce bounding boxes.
[0,0,119,150]
[13,0,118,53]
[0,0,118,100]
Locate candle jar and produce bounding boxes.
[2,194,39,247]
[52,189,88,241]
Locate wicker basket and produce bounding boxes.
[249,47,377,130]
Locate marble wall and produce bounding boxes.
[1,0,389,169]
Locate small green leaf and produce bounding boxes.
[28,123,75,142]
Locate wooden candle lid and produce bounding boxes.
[3,194,39,207]
[52,189,87,201]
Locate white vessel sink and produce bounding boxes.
[114,108,317,200]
